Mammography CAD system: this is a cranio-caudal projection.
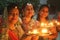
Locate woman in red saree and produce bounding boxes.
[0,3,24,40]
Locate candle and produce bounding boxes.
[54,20,60,25]
[28,29,39,35]
[40,22,45,27]
[40,22,47,27]
[40,28,49,36]
[41,28,48,34]
[48,22,54,27]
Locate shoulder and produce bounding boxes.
[18,17,22,24]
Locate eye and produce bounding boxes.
[16,13,19,16]
[45,11,48,13]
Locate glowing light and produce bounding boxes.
[48,22,54,27]
[28,31,31,34]
[41,22,45,27]
[57,22,60,25]
[55,20,58,23]
[55,20,60,25]
[45,23,47,26]
[28,29,39,35]
[41,28,48,34]
[32,29,39,34]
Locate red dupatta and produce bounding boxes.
[8,30,19,40]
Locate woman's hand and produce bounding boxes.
[31,35,39,40]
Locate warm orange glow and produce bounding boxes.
[32,29,39,34]
[28,22,55,36]
[45,23,47,26]
[40,22,54,27]
[28,29,39,35]
[57,22,60,25]
[40,22,47,27]
[41,28,48,34]
[55,20,60,25]
[40,22,45,27]
[48,22,54,27]
[40,28,49,36]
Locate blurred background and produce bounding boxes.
[0,0,60,15]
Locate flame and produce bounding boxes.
[48,22,54,27]
[57,22,60,25]
[41,22,45,27]
[41,28,48,34]
[32,29,39,34]
[55,20,60,25]
[40,22,49,27]
[28,29,39,34]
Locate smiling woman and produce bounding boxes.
[37,5,58,40]
[0,3,24,40]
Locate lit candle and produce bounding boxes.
[41,28,49,36]
[41,28,48,34]
[48,22,54,27]
[40,22,48,27]
[55,20,60,25]
[40,22,45,27]
[28,29,39,35]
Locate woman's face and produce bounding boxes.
[23,4,34,17]
[8,8,19,24]
[39,7,49,18]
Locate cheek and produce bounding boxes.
[24,11,29,16]
[45,13,48,17]
[15,16,18,21]
[8,15,18,22]
[28,10,34,16]
[39,12,43,16]
[24,10,34,17]
[8,15,13,21]
[31,10,34,15]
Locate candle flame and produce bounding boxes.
[41,28,48,34]
[57,22,60,25]
[48,22,54,27]
[32,29,39,34]
[55,20,60,25]
[28,29,39,34]
[41,23,45,27]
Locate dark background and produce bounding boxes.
[0,0,60,15]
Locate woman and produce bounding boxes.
[0,3,24,40]
[22,2,40,32]
[21,3,39,40]
[37,5,58,40]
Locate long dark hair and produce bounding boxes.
[7,3,20,14]
[37,5,49,21]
